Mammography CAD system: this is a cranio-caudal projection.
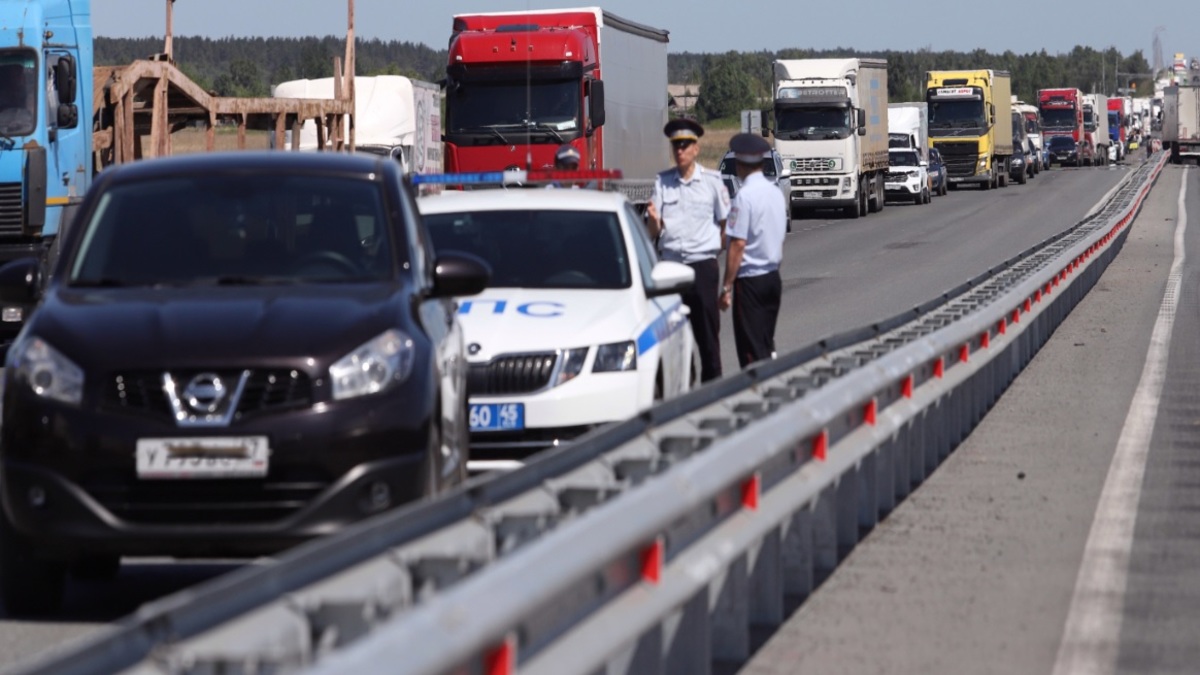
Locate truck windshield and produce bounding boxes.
[1108,112,1119,128]
[424,209,631,290]
[1040,108,1076,130]
[774,107,850,140]
[1083,109,1097,131]
[447,79,579,138]
[1025,116,1039,134]
[927,100,985,133]
[0,51,37,137]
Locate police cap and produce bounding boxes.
[663,117,704,142]
[554,143,581,166]
[730,133,771,163]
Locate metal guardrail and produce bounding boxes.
[16,156,1167,675]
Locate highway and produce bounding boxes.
[0,162,1165,672]
[742,163,1199,675]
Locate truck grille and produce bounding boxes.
[932,142,980,178]
[0,183,22,236]
[789,157,839,173]
[103,369,314,422]
[468,352,558,395]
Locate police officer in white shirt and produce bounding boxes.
[719,133,787,367]
[646,118,731,382]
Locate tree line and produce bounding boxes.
[96,37,1155,118]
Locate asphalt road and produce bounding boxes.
[0,162,1139,672]
[742,163,1196,675]
[717,164,1129,370]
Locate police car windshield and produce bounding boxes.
[70,175,397,286]
[425,209,631,290]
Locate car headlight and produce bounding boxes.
[553,347,589,386]
[8,336,84,405]
[592,341,637,373]
[330,329,416,400]
[906,170,920,178]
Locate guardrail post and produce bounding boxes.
[813,488,838,585]
[710,555,750,663]
[663,590,710,675]
[836,472,859,556]
[781,508,814,600]
[859,450,879,531]
[609,627,663,675]
[749,531,784,628]
[879,435,898,515]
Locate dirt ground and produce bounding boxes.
[163,127,271,155]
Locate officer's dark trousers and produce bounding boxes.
[683,258,722,382]
[733,270,781,369]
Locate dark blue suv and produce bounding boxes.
[927,148,948,197]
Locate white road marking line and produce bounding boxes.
[1052,167,1189,675]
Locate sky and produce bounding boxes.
[94,0,1196,64]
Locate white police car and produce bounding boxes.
[417,178,698,470]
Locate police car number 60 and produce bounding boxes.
[469,403,524,431]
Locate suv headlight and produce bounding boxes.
[330,329,415,400]
[8,336,84,405]
[552,347,589,387]
[593,340,637,373]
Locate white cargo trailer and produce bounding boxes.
[273,75,443,174]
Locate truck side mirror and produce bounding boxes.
[589,80,606,129]
[56,104,78,130]
[856,108,866,136]
[54,56,76,105]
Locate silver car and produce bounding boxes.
[718,148,792,231]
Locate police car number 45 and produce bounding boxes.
[469,403,525,431]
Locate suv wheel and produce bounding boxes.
[71,555,121,582]
[0,516,66,616]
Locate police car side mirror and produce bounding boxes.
[431,250,491,298]
[646,260,694,298]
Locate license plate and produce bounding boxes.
[802,191,822,199]
[470,403,524,431]
[136,436,269,479]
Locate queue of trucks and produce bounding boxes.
[0,0,1163,308]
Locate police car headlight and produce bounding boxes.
[553,347,589,386]
[592,341,637,373]
[330,329,415,400]
[8,336,84,405]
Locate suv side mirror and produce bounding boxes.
[0,257,41,305]
[431,251,491,298]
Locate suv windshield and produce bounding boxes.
[425,209,631,289]
[0,50,37,137]
[719,153,778,178]
[70,175,397,286]
[889,151,920,167]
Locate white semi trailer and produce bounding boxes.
[771,58,889,219]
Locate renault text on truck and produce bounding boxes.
[1082,93,1110,166]
[771,58,889,219]
[1038,88,1086,164]
[0,0,91,347]
[1163,84,1200,165]
[443,8,668,204]
[926,69,1012,190]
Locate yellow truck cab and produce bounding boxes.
[926,70,1013,190]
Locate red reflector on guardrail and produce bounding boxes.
[742,473,760,511]
[485,636,516,675]
[641,538,663,584]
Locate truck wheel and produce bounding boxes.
[999,170,1008,188]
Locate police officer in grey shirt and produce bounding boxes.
[720,133,787,368]
[646,118,731,382]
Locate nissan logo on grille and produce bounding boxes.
[183,373,227,414]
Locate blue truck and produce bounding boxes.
[0,0,91,345]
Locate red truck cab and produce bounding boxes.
[1038,88,1089,163]
[443,11,605,173]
